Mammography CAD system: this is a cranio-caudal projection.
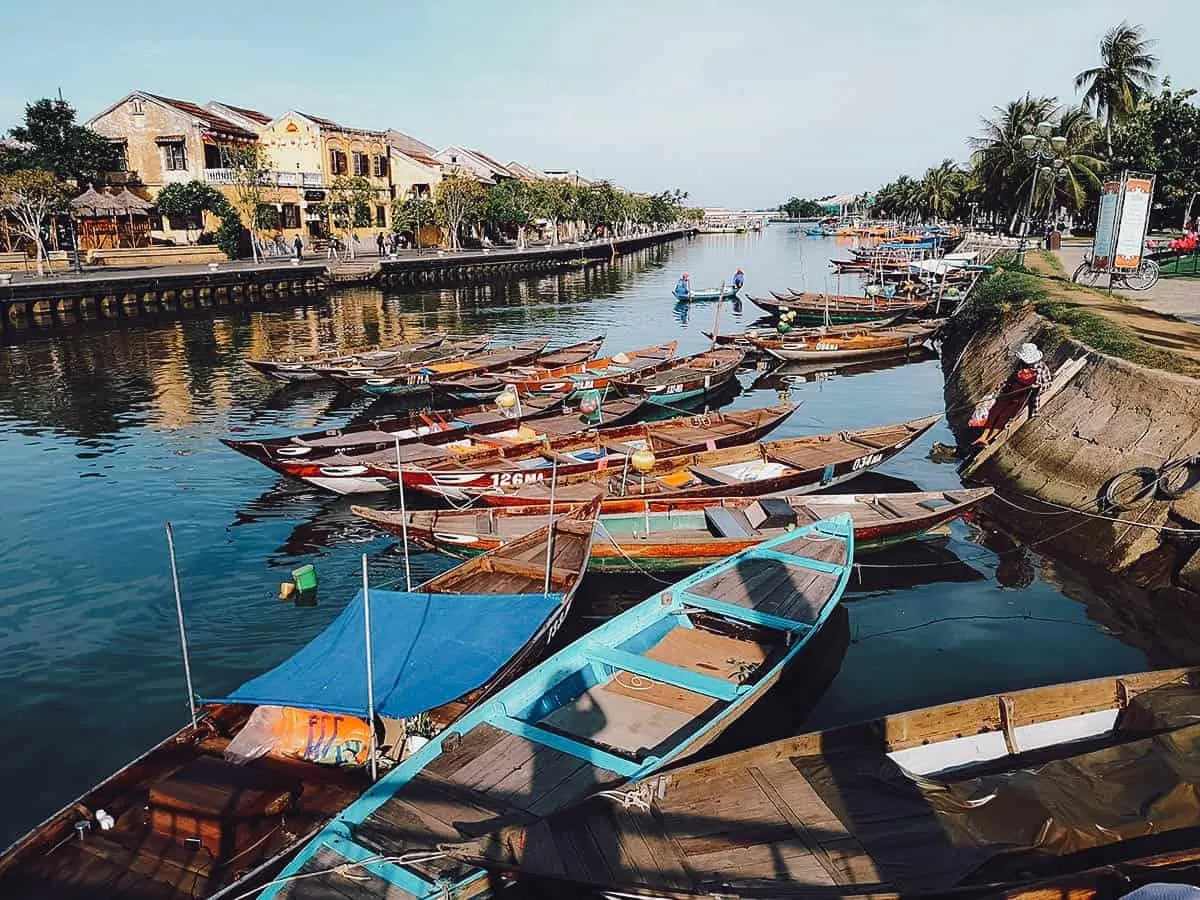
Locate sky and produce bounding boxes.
[2,0,1197,208]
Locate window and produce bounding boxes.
[131,98,144,116]
[203,144,222,169]
[281,203,301,230]
[352,152,369,176]
[375,205,386,227]
[162,141,187,171]
[168,210,203,232]
[372,155,388,178]
[330,149,347,175]
[110,141,128,172]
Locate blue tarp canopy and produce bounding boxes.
[208,590,563,719]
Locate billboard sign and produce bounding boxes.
[1091,179,1121,271]
[1113,174,1155,271]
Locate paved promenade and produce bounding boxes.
[1056,242,1200,324]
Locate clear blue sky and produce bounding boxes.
[2,0,1196,208]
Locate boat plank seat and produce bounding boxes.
[485,557,576,586]
[687,559,838,624]
[873,496,915,519]
[148,756,294,857]
[553,519,597,537]
[687,465,741,486]
[540,685,699,756]
[766,444,866,470]
[843,433,891,450]
[704,507,754,538]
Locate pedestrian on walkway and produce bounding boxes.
[326,237,339,260]
[376,232,385,256]
[294,235,303,261]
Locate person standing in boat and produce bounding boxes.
[970,343,1052,448]
[732,268,745,292]
[674,272,691,299]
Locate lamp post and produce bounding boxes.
[1015,122,1069,266]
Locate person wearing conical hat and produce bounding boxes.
[971,342,1051,448]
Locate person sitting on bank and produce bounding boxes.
[674,273,691,299]
[970,342,1053,448]
[732,268,745,291]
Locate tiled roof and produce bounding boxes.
[213,102,272,125]
[385,129,437,158]
[299,111,343,129]
[146,93,257,139]
[468,148,513,175]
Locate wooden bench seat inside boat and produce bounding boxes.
[687,465,741,486]
[767,444,870,470]
[704,506,754,538]
[687,555,844,624]
[149,756,295,856]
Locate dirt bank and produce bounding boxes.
[942,304,1200,613]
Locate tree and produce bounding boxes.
[6,98,120,187]
[222,144,278,263]
[0,169,69,275]
[1112,85,1200,229]
[389,194,435,247]
[1038,107,1105,220]
[486,180,535,247]
[1075,22,1159,145]
[153,180,227,243]
[325,175,378,258]
[918,159,967,220]
[779,197,824,218]
[968,94,1060,226]
[577,181,626,237]
[434,176,487,249]
[527,179,577,245]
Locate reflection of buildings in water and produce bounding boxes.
[749,348,941,394]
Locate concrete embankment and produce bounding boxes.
[1,228,694,332]
[942,305,1200,624]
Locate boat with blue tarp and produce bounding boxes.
[257,515,854,899]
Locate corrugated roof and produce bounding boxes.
[145,93,257,139]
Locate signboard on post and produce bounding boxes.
[1089,173,1155,273]
[1113,174,1155,271]
[1091,179,1121,271]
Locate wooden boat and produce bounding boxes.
[316,404,798,498]
[451,415,942,507]
[330,338,550,396]
[496,341,679,398]
[749,293,931,323]
[704,319,901,350]
[221,394,649,478]
[429,336,605,402]
[257,516,854,900]
[748,321,943,362]
[245,333,448,383]
[674,285,739,302]
[456,666,1200,899]
[359,487,993,573]
[0,501,599,900]
[619,347,746,406]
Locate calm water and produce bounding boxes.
[0,226,1162,845]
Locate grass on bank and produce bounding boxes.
[950,252,1200,377]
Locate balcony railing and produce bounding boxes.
[204,169,324,188]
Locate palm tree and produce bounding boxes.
[1074,22,1158,144]
[919,159,967,221]
[1037,106,1106,223]
[969,94,1059,228]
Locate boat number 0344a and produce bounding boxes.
[851,452,884,471]
[490,471,546,487]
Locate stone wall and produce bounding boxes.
[942,307,1200,605]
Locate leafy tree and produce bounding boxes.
[154,180,229,243]
[221,144,278,262]
[1036,107,1105,220]
[389,194,435,246]
[486,180,535,247]
[577,181,626,236]
[1112,85,1200,229]
[1075,22,1159,145]
[325,175,378,257]
[779,197,824,218]
[0,169,69,275]
[919,159,967,220]
[968,94,1060,226]
[527,179,577,244]
[5,98,120,187]
[434,176,487,249]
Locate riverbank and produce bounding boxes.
[0,228,694,333]
[942,264,1200,618]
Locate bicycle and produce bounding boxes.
[1072,251,1160,291]
[1102,454,1200,511]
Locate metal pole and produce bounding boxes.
[710,281,724,350]
[164,522,198,731]
[395,438,412,591]
[542,458,558,597]
[361,553,378,782]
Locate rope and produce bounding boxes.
[225,851,452,900]
[852,613,1104,643]
[592,519,676,585]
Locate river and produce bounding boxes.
[0,225,1161,845]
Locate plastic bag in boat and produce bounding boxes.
[224,705,371,767]
[968,398,996,428]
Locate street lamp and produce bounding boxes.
[1015,122,1067,266]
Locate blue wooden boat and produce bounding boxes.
[258,515,854,899]
[620,346,745,407]
[674,284,739,302]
